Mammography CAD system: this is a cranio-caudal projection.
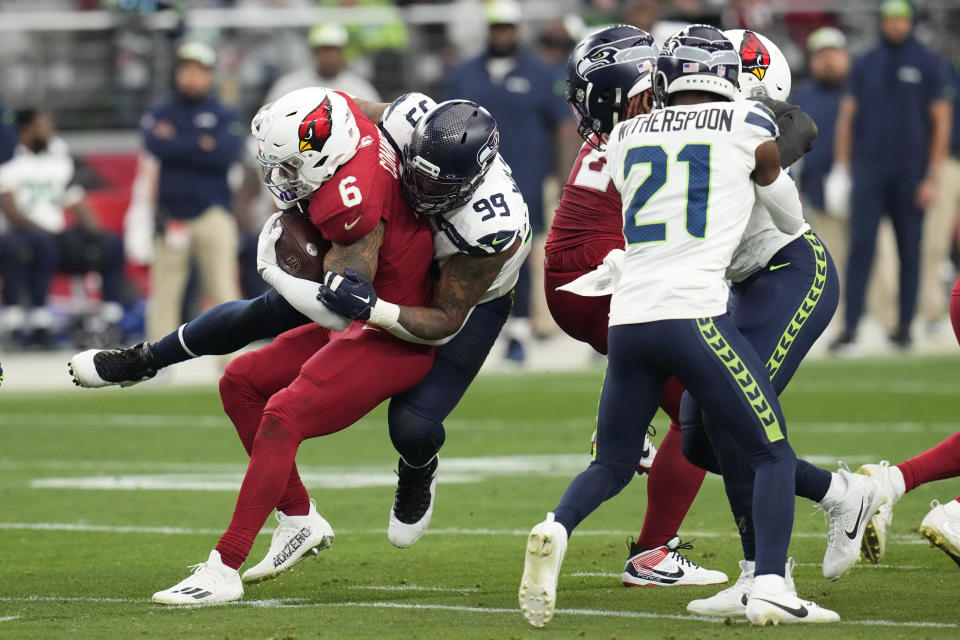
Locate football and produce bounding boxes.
[274,213,331,283]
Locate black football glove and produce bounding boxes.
[756,96,819,168]
[317,269,377,321]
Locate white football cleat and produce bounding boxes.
[919,499,960,568]
[519,512,568,628]
[69,342,158,388]
[152,550,243,605]
[855,460,905,563]
[241,500,334,584]
[688,559,754,616]
[821,469,885,580]
[746,573,839,625]
[388,456,438,548]
[687,557,797,617]
[621,536,727,587]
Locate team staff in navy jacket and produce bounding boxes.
[829,0,953,351]
[445,0,571,366]
[141,42,245,343]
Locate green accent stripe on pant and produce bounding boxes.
[695,317,784,443]
[766,232,828,380]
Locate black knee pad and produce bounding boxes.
[388,401,446,468]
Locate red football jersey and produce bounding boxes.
[545,140,625,258]
[307,92,433,308]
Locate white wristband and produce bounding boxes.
[369,299,400,328]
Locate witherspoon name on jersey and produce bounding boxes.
[604,100,778,326]
[615,106,735,137]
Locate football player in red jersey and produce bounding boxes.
[855,273,960,568]
[542,25,725,587]
[152,88,438,605]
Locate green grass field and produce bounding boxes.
[2,355,960,639]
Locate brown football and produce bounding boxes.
[274,213,331,283]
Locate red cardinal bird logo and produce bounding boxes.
[298,96,333,153]
[739,31,771,81]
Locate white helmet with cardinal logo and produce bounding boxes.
[252,87,361,206]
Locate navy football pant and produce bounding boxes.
[389,294,512,467]
[151,288,305,367]
[151,286,511,467]
[681,233,838,561]
[845,166,924,332]
[554,316,796,577]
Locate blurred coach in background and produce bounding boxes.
[141,42,245,343]
[445,0,570,366]
[829,0,953,351]
[793,27,851,281]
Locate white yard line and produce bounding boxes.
[0,615,19,622]
[0,522,930,545]
[0,595,953,628]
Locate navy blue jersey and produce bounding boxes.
[846,36,952,174]
[445,48,569,226]
[141,93,245,218]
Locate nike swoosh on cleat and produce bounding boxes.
[752,598,808,618]
[768,262,791,271]
[637,566,685,580]
[344,215,362,230]
[741,594,749,606]
[845,498,866,539]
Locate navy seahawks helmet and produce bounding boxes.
[565,25,658,148]
[402,100,499,216]
[654,25,740,108]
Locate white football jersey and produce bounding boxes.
[379,92,531,304]
[604,100,778,324]
[0,138,83,233]
[726,188,810,283]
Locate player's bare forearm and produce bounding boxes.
[397,241,518,340]
[0,192,45,232]
[67,201,101,232]
[324,220,385,281]
[752,140,783,186]
[351,97,390,124]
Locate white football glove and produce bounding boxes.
[824,164,852,220]
[256,212,285,275]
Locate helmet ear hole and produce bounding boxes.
[314,156,328,169]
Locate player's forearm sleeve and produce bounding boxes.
[755,170,805,234]
[261,266,351,331]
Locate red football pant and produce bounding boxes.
[545,251,705,549]
[951,275,960,347]
[216,322,434,569]
[898,431,960,493]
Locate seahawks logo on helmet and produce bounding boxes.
[576,44,656,78]
[739,30,772,81]
[477,129,500,167]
